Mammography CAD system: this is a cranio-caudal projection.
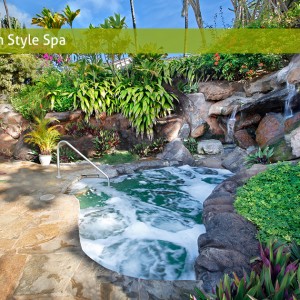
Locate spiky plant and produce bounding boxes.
[24,117,61,155]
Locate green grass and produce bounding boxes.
[93,151,139,165]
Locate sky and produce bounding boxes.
[0,0,235,29]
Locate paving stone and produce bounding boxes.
[0,252,28,300]
[14,253,81,296]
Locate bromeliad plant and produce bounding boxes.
[245,146,274,168]
[191,239,300,300]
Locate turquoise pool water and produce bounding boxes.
[72,165,231,280]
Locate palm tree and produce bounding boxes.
[63,5,80,29]
[32,8,66,29]
[189,0,203,28]
[129,0,137,29]
[230,0,292,27]
[3,0,11,28]
[182,0,189,56]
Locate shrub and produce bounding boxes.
[52,146,79,163]
[93,130,120,157]
[0,54,40,94]
[10,85,47,120]
[116,55,177,138]
[191,238,300,300]
[184,138,198,154]
[129,138,166,157]
[170,53,285,84]
[234,162,300,243]
[65,121,100,137]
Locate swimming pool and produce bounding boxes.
[72,165,232,280]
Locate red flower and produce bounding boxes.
[214,61,219,66]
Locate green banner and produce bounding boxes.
[0,28,299,54]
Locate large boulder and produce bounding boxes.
[286,54,300,85]
[13,130,36,161]
[240,88,289,115]
[208,93,249,117]
[157,138,195,165]
[0,131,18,157]
[45,110,82,122]
[178,122,190,139]
[198,81,241,101]
[197,139,224,155]
[0,104,30,158]
[155,115,183,141]
[256,113,285,147]
[221,147,248,173]
[255,112,300,161]
[235,113,262,131]
[290,127,300,157]
[234,129,256,149]
[181,93,212,138]
[243,72,282,97]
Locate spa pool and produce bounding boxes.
[72,165,232,280]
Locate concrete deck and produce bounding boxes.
[0,159,203,300]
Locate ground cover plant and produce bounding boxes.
[234,162,300,244]
[93,150,138,165]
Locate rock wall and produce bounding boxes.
[195,165,267,292]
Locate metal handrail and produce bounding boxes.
[56,140,110,186]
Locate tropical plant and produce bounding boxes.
[93,130,120,157]
[10,84,47,120]
[32,5,80,29]
[245,146,274,167]
[170,53,285,83]
[231,0,300,28]
[191,238,300,300]
[129,138,167,157]
[116,54,177,138]
[65,120,101,137]
[32,8,66,29]
[52,146,79,162]
[1,16,21,28]
[24,117,61,155]
[184,138,198,154]
[234,162,300,243]
[63,5,80,29]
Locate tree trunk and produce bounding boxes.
[182,0,189,56]
[129,0,137,29]
[189,0,203,28]
[3,0,11,28]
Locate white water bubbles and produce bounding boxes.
[74,165,232,280]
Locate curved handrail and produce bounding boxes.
[56,140,110,186]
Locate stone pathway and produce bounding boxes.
[0,160,203,300]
